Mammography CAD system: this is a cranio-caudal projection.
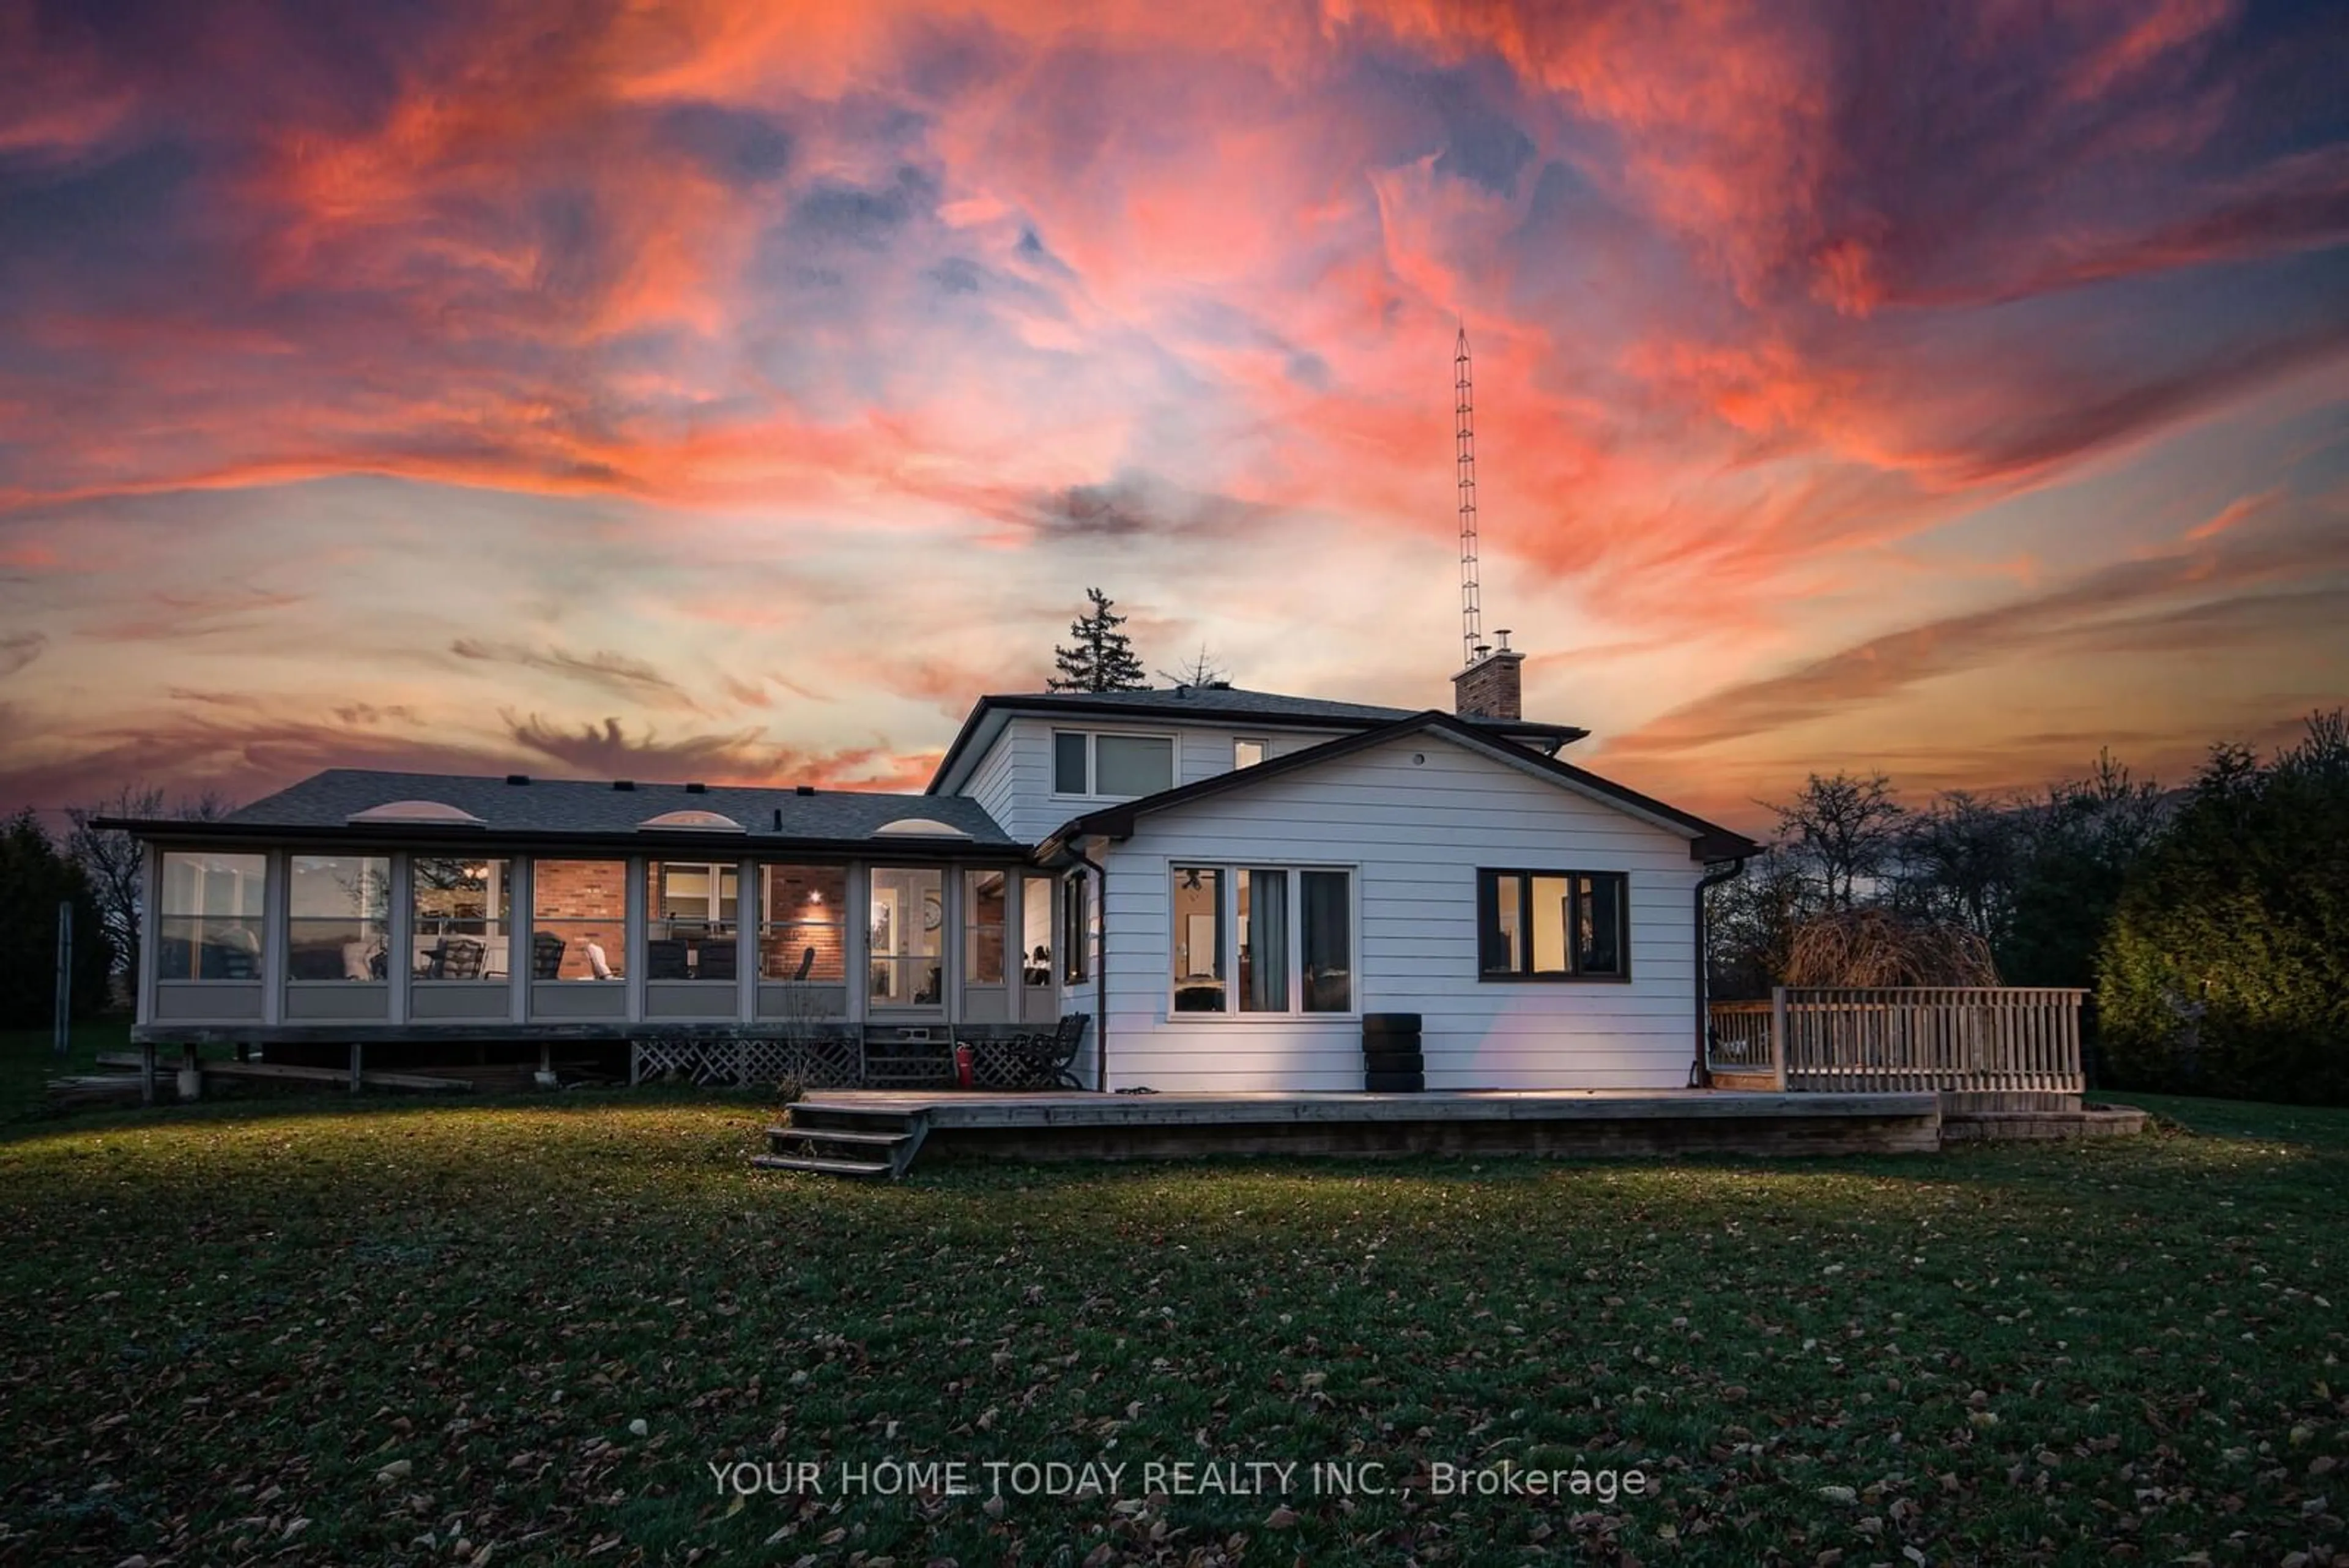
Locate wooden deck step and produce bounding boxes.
[749,1153,896,1179]
[752,1105,931,1180]
[762,1124,907,1148]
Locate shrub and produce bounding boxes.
[2098,715,2349,1104]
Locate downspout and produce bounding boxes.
[1691,858,1745,1088]
[1070,838,1110,1091]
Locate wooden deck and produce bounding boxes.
[757,1088,1946,1176]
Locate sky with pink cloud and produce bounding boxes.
[1,0,2343,831]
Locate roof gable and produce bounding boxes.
[927,686,1590,795]
[1038,712,1759,863]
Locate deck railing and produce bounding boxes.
[1705,1000,1777,1071]
[1708,987,2087,1107]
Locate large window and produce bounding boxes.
[645,860,740,981]
[869,866,943,1006]
[1052,730,1174,798]
[412,856,512,981]
[966,869,1008,985]
[1167,866,1352,1016]
[533,859,625,981]
[1478,870,1628,979]
[758,864,846,981]
[287,855,391,981]
[157,851,266,980]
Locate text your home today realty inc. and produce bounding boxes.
[707,1457,1656,1503]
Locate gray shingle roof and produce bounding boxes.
[988,686,1432,723]
[927,685,1589,793]
[220,770,1016,844]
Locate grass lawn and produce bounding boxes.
[0,1017,131,1120]
[1,1088,2343,1566]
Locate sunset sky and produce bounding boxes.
[2,0,2344,832]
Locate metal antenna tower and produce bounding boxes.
[1455,321,1482,667]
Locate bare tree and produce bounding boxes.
[1894,789,2022,941]
[1157,645,1229,689]
[1704,842,1814,998]
[1770,771,1904,911]
[68,783,233,984]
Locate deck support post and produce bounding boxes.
[536,1036,555,1090]
[348,1040,363,1094]
[177,1042,202,1102]
[139,1041,157,1105]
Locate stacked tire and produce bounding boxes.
[1362,1013,1425,1092]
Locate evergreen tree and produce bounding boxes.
[2098,712,2349,1103]
[1048,588,1149,692]
[0,809,113,1028]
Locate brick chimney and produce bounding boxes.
[1452,628,1524,721]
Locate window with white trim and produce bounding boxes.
[1169,865,1353,1015]
[1051,730,1174,798]
[1233,737,1267,770]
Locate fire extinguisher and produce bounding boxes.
[954,1042,974,1090]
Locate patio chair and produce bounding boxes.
[696,940,737,981]
[647,939,691,979]
[429,937,486,980]
[531,932,566,979]
[1020,1013,1089,1090]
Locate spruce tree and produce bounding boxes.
[1048,588,1149,691]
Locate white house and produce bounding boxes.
[106,645,1758,1092]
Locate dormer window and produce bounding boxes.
[1052,730,1174,799]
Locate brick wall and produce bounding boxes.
[532,859,626,980]
[759,864,848,981]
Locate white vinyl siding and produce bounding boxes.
[1094,732,1701,1092]
[963,728,1024,839]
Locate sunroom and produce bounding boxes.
[106,772,1083,1086]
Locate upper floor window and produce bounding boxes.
[1052,730,1173,798]
[1233,738,1267,770]
[1478,869,1628,980]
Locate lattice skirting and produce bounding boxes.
[632,1033,863,1089]
[631,1032,1064,1090]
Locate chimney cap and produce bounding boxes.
[1495,628,1513,650]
